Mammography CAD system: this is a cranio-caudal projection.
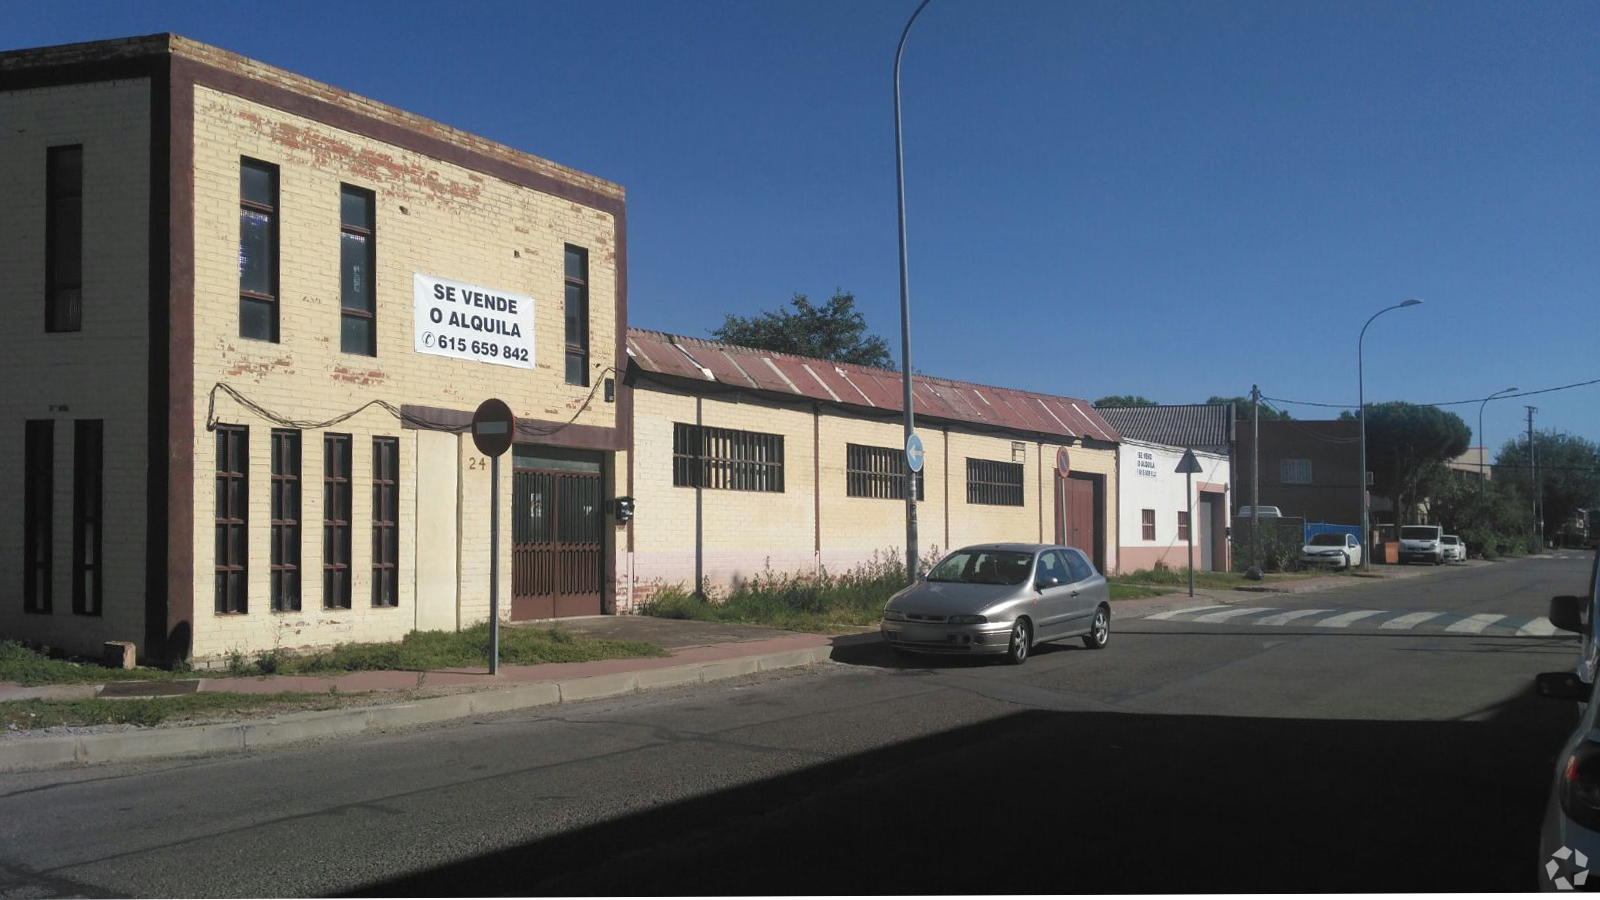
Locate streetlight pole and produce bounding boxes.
[1358,298,1423,570]
[1477,387,1518,485]
[894,0,932,583]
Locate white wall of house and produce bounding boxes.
[1117,440,1231,573]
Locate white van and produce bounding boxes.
[1399,524,1445,565]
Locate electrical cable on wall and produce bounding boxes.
[205,365,619,437]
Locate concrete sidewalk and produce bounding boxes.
[0,567,1451,772]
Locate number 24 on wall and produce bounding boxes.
[467,457,489,471]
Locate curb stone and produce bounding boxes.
[0,647,830,773]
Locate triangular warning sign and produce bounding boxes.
[1175,448,1204,474]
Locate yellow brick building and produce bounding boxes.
[1,36,630,663]
[620,331,1122,608]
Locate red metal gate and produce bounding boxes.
[511,468,602,619]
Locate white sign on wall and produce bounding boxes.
[413,273,535,370]
[1136,449,1158,478]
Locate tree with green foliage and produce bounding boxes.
[1093,395,1157,408]
[711,290,894,369]
[1494,431,1600,541]
[1207,396,1293,420]
[1348,402,1472,522]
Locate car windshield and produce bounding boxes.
[1443,536,1460,545]
[1309,534,1345,546]
[1401,527,1437,540]
[927,550,1035,585]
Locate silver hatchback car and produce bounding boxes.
[880,543,1111,664]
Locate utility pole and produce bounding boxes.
[1251,385,1260,573]
[1527,406,1539,544]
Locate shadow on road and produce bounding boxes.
[344,681,1577,894]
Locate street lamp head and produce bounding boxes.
[1400,298,1424,308]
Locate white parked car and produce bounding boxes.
[1300,532,1362,569]
[1440,534,1466,562]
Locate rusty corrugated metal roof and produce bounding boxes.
[627,329,1121,443]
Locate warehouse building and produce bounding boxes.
[619,330,1123,608]
[0,35,630,664]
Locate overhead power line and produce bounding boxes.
[1263,376,1600,412]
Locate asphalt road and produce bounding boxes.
[0,554,1591,896]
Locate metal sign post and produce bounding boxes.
[905,433,924,576]
[1056,447,1071,545]
[1176,449,1204,597]
[471,398,516,675]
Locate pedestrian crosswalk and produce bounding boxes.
[1138,604,1573,638]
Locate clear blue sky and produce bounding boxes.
[9,0,1597,454]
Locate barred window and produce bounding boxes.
[371,437,399,608]
[215,425,248,615]
[1141,509,1156,541]
[673,423,784,492]
[846,443,923,500]
[323,434,352,610]
[1280,459,1312,484]
[967,458,1024,506]
[1177,510,1191,541]
[270,430,301,612]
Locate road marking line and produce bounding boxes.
[1254,609,1335,626]
[1191,607,1276,623]
[1315,610,1386,628]
[1517,618,1560,637]
[1445,614,1506,634]
[1380,611,1446,630]
[1144,605,1229,621]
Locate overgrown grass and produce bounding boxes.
[235,624,666,677]
[640,552,924,632]
[0,641,189,687]
[1109,567,1325,592]
[0,692,363,730]
[2,625,666,687]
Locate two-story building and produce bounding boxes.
[1,35,629,664]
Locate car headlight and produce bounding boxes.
[947,614,988,625]
[882,609,906,621]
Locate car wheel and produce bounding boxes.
[1006,619,1031,665]
[1082,605,1110,650]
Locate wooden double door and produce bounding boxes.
[511,461,603,619]
[1053,471,1106,574]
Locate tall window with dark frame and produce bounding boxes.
[371,437,399,608]
[1141,509,1156,541]
[340,186,376,355]
[45,145,83,332]
[215,425,249,614]
[323,434,353,610]
[672,423,784,492]
[846,443,923,500]
[270,429,302,612]
[564,245,589,386]
[1177,510,1191,541]
[23,421,54,614]
[72,420,103,616]
[239,159,279,341]
[967,458,1025,506]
